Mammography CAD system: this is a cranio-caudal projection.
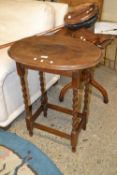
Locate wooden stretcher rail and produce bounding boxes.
[33,123,71,139]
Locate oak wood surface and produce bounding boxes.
[9,34,101,73]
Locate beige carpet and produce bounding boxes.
[8,65,117,175]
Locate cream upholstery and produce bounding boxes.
[0,1,63,45]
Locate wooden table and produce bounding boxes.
[56,28,115,103]
[9,34,102,152]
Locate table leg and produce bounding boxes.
[90,78,108,103]
[16,63,33,136]
[39,71,48,117]
[82,70,90,130]
[71,71,81,152]
[59,82,72,102]
[59,71,108,104]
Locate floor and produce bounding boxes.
[8,65,117,175]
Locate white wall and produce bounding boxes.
[101,0,117,22]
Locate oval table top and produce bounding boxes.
[9,34,102,72]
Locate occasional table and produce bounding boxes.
[9,34,102,152]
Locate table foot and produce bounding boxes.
[71,131,78,152]
[82,114,87,130]
[26,117,33,136]
[90,79,109,104]
[103,96,109,104]
[28,128,33,136]
[59,82,71,102]
[72,147,76,152]
[29,131,33,136]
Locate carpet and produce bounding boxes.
[0,130,62,175]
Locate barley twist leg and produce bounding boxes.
[39,71,48,117]
[16,63,33,136]
[82,70,90,130]
[71,71,81,152]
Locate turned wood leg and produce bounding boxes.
[39,71,48,117]
[59,72,108,104]
[90,78,108,104]
[85,69,108,104]
[82,70,90,130]
[59,82,72,102]
[16,63,33,136]
[71,71,81,152]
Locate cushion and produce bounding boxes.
[0,0,55,45]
